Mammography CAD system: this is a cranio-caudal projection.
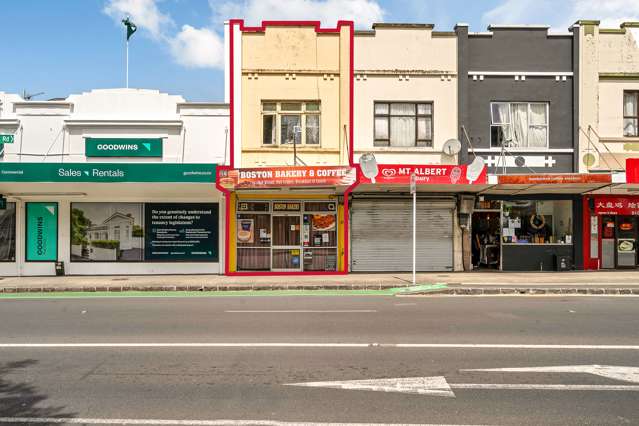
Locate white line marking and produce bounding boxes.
[451,384,639,391]
[462,365,639,384]
[287,376,455,398]
[225,310,377,313]
[0,343,638,349]
[0,418,482,426]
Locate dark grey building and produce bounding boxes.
[456,24,578,173]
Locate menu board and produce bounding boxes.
[144,203,218,261]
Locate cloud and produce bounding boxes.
[213,0,384,28]
[103,0,172,39]
[169,25,224,69]
[482,0,639,31]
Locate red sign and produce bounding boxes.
[360,164,487,185]
[594,197,639,216]
[626,159,639,183]
[498,174,612,185]
[217,166,356,190]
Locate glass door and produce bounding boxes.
[271,215,302,271]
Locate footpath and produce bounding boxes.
[1,271,639,296]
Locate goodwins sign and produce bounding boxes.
[85,138,163,157]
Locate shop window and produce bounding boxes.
[502,200,573,244]
[490,102,549,149]
[624,91,639,137]
[71,202,218,262]
[0,202,16,262]
[374,102,433,147]
[261,101,321,146]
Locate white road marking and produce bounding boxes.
[0,418,482,426]
[0,342,639,349]
[225,310,377,313]
[463,365,639,384]
[451,384,639,391]
[286,376,455,398]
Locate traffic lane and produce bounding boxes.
[1,347,639,425]
[0,296,638,344]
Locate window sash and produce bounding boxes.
[262,101,321,145]
[490,102,549,149]
[624,92,639,137]
[374,102,433,147]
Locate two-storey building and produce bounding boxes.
[0,89,227,276]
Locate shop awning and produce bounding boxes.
[483,173,614,195]
[356,164,491,193]
[216,165,357,194]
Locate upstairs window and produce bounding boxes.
[624,91,639,137]
[374,102,433,147]
[261,101,320,146]
[490,102,549,149]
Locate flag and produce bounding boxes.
[122,17,137,41]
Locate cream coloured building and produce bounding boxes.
[577,21,639,172]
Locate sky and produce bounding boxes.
[1,0,639,102]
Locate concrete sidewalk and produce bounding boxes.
[1,270,639,293]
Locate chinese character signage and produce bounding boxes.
[594,197,639,216]
[217,166,357,190]
[359,164,487,185]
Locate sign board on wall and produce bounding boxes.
[0,135,14,144]
[627,159,639,183]
[85,138,163,157]
[144,203,219,262]
[497,174,612,185]
[217,166,357,190]
[0,163,216,183]
[594,197,639,216]
[359,164,487,185]
[26,202,58,261]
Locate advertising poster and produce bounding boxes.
[0,203,16,261]
[237,219,255,244]
[26,202,58,261]
[70,203,144,262]
[144,203,218,262]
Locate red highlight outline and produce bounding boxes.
[222,20,355,276]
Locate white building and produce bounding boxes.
[0,88,228,276]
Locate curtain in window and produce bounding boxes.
[510,103,528,147]
[625,92,637,116]
[305,115,320,144]
[528,104,548,148]
[390,117,416,147]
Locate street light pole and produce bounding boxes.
[410,172,416,286]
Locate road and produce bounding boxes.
[0,294,638,425]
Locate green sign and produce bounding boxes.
[0,163,216,183]
[26,202,58,261]
[85,138,162,157]
[0,135,14,144]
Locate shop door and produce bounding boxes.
[616,216,637,268]
[271,215,302,271]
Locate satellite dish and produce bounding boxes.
[358,153,379,183]
[514,156,526,167]
[466,156,485,183]
[442,139,462,156]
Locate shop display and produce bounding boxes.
[0,203,16,262]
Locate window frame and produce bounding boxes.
[623,91,639,137]
[373,101,434,148]
[490,101,550,150]
[261,101,321,146]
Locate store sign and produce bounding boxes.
[359,164,487,185]
[626,159,639,183]
[0,163,216,183]
[497,174,612,184]
[144,203,218,262]
[26,202,58,261]
[0,134,14,144]
[594,197,639,215]
[85,138,163,157]
[273,202,301,212]
[217,166,356,190]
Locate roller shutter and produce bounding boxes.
[351,199,454,272]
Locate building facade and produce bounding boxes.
[0,89,228,276]
[220,20,356,274]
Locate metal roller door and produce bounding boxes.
[351,199,454,272]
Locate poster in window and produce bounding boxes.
[26,202,58,261]
[0,203,16,261]
[237,219,255,244]
[71,203,144,262]
[144,203,219,262]
[311,214,336,231]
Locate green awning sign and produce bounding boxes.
[0,134,14,144]
[0,163,216,183]
[85,138,163,157]
[26,202,58,261]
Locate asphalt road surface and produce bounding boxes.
[0,294,638,425]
